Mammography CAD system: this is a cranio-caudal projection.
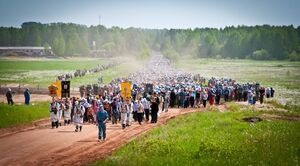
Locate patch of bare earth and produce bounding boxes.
[0,94,52,103]
[260,113,300,121]
[0,108,203,166]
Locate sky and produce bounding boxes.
[0,0,299,29]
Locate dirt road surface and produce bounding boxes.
[0,94,52,103]
[0,108,199,166]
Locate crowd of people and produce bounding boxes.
[57,63,117,81]
[48,54,275,142]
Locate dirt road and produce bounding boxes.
[0,108,198,166]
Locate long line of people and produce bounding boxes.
[49,54,275,141]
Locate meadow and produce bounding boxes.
[0,57,142,88]
[93,109,300,166]
[0,102,49,128]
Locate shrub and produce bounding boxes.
[252,49,270,60]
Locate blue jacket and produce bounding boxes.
[97,109,108,123]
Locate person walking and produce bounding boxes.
[270,87,275,98]
[50,99,59,129]
[215,87,221,105]
[150,99,159,123]
[24,88,30,105]
[97,105,108,142]
[63,98,71,125]
[266,87,271,98]
[6,88,14,105]
[74,100,85,132]
[141,97,150,121]
[259,87,265,104]
[126,100,133,127]
[247,90,254,105]
[132,100,139,121]
[120,100,127,129]
[137,99,144,125]
[202,90,208,108]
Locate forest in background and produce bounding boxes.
[0,22,300,61]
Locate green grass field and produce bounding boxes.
[93,110,300,166]
[0,57,143,88]
[0,102,49,128]
[0,58,113,88]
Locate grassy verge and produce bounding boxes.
[0,102,49,128]
[92,111,300,166]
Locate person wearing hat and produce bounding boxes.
[6,88,14,105]
[24,88,30,105]
[97,104,108,142]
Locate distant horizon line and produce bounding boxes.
[1,21,299,30]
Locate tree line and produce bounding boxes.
[0,22,299,61]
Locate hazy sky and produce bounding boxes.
[0,0,299,29]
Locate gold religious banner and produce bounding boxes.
[48,81,62,98]
[48,84,58,97]
[120,82,131,100]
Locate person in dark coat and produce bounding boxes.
[24,88,30,105]
[6,88,14,105]
[150,100,159,123]
[259,87,265,104]
[215,87,221,105]
[270,87,275,98]
[170,90,176,108]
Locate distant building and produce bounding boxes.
[90,49,110,57]
[0,46,54,57]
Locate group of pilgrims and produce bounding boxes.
[49,54,275,142]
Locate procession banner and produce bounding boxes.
[48,84,58,97]
[121,82,131,100]
[51,81,61,98]
[61,81,70,98]
[145,83,153,93]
